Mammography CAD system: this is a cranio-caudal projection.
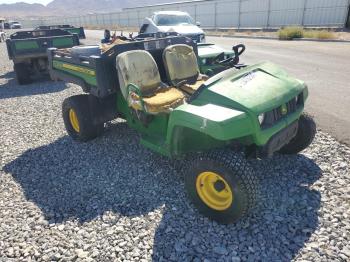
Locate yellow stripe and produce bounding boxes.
[62,63,96,76]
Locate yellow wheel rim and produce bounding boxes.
[69,108,80,133]
[196,171,233,211]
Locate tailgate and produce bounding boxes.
[7,35,79,59]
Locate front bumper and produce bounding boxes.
[257,120,299,158]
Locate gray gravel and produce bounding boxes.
[1,40,350,262]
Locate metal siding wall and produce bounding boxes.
[216,0,240,28]
[240,0,269,27]
[20,0,349,29]
[304,0,349,26]
[196,2,216,28]
[177,3,197,20]
[269,0,304,26]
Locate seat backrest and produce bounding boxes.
[163,44,200,86]
[116,50,161,99]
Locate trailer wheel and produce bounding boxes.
[62,95,104,142]
[14,63,32,85]
[184,150,258,224]
[279,114,316,154]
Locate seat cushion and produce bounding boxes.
[179,79,206,94]
[178,74,209,94]
[129,87,185,114]
[163,44,200,85]
[116,50,161,99]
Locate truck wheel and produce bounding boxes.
[14,63,32,85]
[62,95,104,142]
[279,114,316,155]
[184,150,258,224]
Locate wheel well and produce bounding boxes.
[88,94,118,125]
[170,126,229,156]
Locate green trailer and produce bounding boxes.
[6,29,80,85]
[48,36,316,224]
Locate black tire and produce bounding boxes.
[62,95,104,142]
[14,63,32,85]
[184,150,258,224]
[279,114,316,154]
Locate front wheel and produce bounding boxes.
[184,150,258,224]
[279,114,316,154]
[62,95,104,142]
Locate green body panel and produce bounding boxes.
[167,62,306,150]
[198,43,235,58]
[15,41,39,50]
[197,43,235,74]
[197,62,304,113]
[116,93,171,156]
[113,61,307,157]
[52,60,97,86]
[52,37,74,47]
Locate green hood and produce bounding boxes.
[195,62,305,114]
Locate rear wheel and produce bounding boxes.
[279,114,316,154]
[14,63,32,85]
[62,95,104,142]
[184,150,258,224]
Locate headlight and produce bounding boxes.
[258,113,265,125]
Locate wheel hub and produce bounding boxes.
[214,180,226,192]
[69,108,80,133]
[196,171,233,211]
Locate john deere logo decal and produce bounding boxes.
[281,104,288,115]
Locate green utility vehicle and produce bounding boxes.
[48,36,316,224]
[6,29,80,85]
[35,25,86,39]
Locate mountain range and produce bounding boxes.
[0,0,178,18]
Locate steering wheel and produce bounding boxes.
[233,44,246,57]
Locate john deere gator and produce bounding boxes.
[47,36,316,223]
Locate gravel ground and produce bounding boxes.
[1,41,350,262]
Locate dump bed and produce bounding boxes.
[48,36,197,98]
[6,29,80,61]
[35,25,86,39]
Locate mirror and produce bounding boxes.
[196,21,201,27]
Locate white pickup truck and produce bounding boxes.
[139,11,206,43]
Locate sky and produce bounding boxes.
[0,0,52,5]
